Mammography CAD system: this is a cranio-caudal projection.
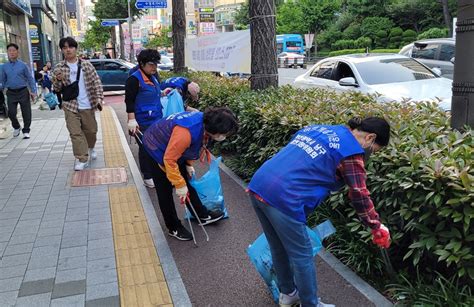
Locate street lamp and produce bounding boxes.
[128,0,134,63]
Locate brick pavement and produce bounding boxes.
[0,107,177,306]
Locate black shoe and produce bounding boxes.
[198,210,224,226]
[168,226,193,241]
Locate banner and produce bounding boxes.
[185,30,250,73]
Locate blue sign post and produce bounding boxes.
[135,1,167,9]
[101,20,120,27]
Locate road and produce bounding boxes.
[278,67,310,86]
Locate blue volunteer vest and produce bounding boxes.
[143,111,204,165]
[248,125,364,223]
[132,70,162,128]
[160,77,188,92]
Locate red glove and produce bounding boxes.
[371,224,391,248]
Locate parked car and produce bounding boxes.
[293,54,452,110]
[89,59,135,91]
[158,55,173,71]
[399,38,455,79]
[278,52,305,68]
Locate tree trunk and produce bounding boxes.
[118,24,125,60]
[172,0,186,72]
[440,0,453,37]
[249,0,278,90]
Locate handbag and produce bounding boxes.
[61,60,81,101]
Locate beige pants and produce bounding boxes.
[64,108,98,162]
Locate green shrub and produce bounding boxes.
[332,39,356,50]
[185,72,474,300]
[354,37,372,49]
[328,48,399,56]
[317,26,343,51]
[402,29,417,45]
[389,27,403,49]
[342,22,361,40]
[360,17,394,45]
[417,27,449,40]
[375,30,388,48]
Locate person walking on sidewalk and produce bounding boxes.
[125,49,162,189]
[52,37,103,171]
[142,108,238,241]
[247,117,392,307]
[0,43,37,139]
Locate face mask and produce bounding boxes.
[363,140,375,163]
[213,135,226,142]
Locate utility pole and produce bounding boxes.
[249,0,278,90]
[451,0,474,129]
[172,0,186,72]
[128,0,134,62]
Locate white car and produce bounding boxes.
[294,54,452,110]
[278,52,306,68]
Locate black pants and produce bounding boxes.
[136,128,154,180]
[7,88,31,133]
[145,152,208,231]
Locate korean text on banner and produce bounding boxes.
[185,30,251,74]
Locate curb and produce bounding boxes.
[109,108,192,307]
[217,157,394,307]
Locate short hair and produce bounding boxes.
[59,37,78,49]
[137,49,161,67]
[348,117,391,146]
[203,107,239,136]
[7,43,19,50]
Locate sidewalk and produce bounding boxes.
[0,106,181,306]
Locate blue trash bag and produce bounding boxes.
[186,156,229,219]
[44,92,59,109]
[161,89,185,118]
[247,220,336,303]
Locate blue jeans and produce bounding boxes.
[250,194,318,307]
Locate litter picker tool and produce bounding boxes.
[184,195,209,246]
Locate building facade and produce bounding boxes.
[215,0,245,33]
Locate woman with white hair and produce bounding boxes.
[160,77,200,108]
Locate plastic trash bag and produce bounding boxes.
[187,156,229,219]
[247,220,336,303]
[44,92,59,110]
[161,89,185,118]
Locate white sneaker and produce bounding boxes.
[74,161,89,171]
[317,298,335,307]
[89,148,97,160]
[13,128,20,137]
[143,178,155,188]
[23,133,30,139]
[279,290,300,307]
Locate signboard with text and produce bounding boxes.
[135,0,167,9]
[101,20,120,27]
[199,13,215,23]
[199,22,216,35]
[12,0,32,16]
[185,30,250,73]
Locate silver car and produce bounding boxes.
[399,38,455,79]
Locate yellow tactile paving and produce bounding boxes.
[101,106,173,306]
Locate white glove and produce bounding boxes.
[127,119,139,134]
[186,165,195,178]
[175,186,189,204]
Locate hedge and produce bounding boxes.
[328,48,400,56]
[161,72,473,303]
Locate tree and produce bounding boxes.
[439,0,453,37]
[276,1,305,34]
[81,20,111,52]
[300,0,340,35]
[172,0,185,73]
[146,27,172,49]
[234,1,250,30]
[249,0,278,90]
[93,0,145,60]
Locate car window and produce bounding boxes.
[91,62,102,70]
[412,43,439,60]
[333,62,356,81]
[438,44,455,62]
[161,57,172,64]
[399,45,412,57]
[310,61,335,79]
[103,62,123,70]
[355,58,436,85]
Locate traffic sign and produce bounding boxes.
[135,0,167,9]
[101,20,119,27]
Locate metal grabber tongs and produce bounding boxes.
[135,130,209,246]
[183,195,209,246]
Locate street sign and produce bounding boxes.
[101,20,119,27]
[304,33,315,49]
[135,0,167,9]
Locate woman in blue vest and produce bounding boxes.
[160,76,200,108]
[125,49,162,188]
[248,117,391,307]
[143,107,239,241]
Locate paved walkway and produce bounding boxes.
[0,106,177,306]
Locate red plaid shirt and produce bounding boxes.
[336,154,381,229]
